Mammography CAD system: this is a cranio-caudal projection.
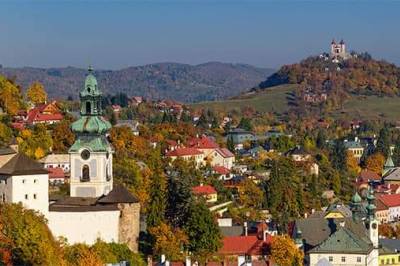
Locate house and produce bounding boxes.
[48,167,67,185]
[378,239,400,266]
[111,104,121,115]
[378,194,400,222]
[18,101,64,125]
[39,153,70,172]
[213,165,233,181]
[287,146,312,162]
[218,222,273,266]
[344,138,365,162]
[192,184,218,203]
[226,128,256,147]
[375,199,389,224]
[291,190,379,266]
[165,147,205,167]
[211,148,235,169]
[115,120,140,136]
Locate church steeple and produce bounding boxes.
[79,66,102,116]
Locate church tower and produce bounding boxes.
[69,66,113,198]
[366,185,379,266]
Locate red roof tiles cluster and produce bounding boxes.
[215,148,235,158]
[219,234,272,255]
[378,194,400,207]
[187,135,219,149]
[358,169,381,182]
[192,185,217,195]
[165,147,203,157]
[213,165,230,175]
[48,167,65,179]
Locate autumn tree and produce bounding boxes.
[0,76,22,115]
[346,150,361,175]
[239,179,264,209]
[64,243,102,266]
[26,81,47,105]
[0,203,64,265]
[270,235,303,266]
[0,122,13,147]
[52,120,75,153]
[366,152,385,175]
[148,222,188,261]
[17,124,53,159]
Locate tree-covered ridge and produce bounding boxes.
[0,62,274,103]
[259,53,400,104]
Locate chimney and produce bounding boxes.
[311,208,315,214]
[244,222,248,236]
[263,227,268,241]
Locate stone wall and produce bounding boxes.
[118,202,141,252]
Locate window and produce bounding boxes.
[341,257,346,262]
[24,194,28,200]
[393,258,395,264]
[2,193,5,202]
[106,165,111,181]
[328,256,333,262]
[86,101,91,114]
[381,259,384,264]
[81,165,90,182]
[22,179,26,184]
[357,257,361,263]
[33,194,37,200]
[34,179,38,184]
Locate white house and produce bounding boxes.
[39,153,70,172]
[378,194,400,222]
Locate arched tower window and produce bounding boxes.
[81,165,90,182]
[86,101,91,114]
[106,164,111,181]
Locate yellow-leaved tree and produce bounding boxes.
[27,81,47,105]
[346,150,361,175]
[0,76,23,115]
[366,152,385,175]
[270,235,304,266]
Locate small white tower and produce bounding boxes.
[366,185,379,266]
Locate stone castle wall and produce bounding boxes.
[118,202,141,252]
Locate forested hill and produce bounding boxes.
[256,53,400,99]
[0,62,274,103]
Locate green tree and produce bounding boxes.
[0,76,23,115]
[227,135,235,153]
[330,140,347,172]
[18,123,53,159]
[376,126,391,157]
[0,203,64,265]
[238,117,253,131]
[184,201,222,262]
[0,122,13,147]
[393,137,400,166]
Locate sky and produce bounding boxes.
[1,0,399,69]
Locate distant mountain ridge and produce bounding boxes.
[0,62,274,103]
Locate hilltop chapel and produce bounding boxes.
[0,67,141,251]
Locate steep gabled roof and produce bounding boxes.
[165,147,203,157]
[97,184,138,204]
[378,194,400,208]
[219,235,272,256]
[0,153,48,175]
[192,185,217,195]
[310,227,372,254]
[215,148,234,158]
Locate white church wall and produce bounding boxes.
[0,174,49,216]
[48,210,120,245]
[310,253,368,266]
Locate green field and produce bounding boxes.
[191,84,296,113]
[192,85,400,121]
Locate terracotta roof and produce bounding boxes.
[359,169,381,181]
[215,148,234,158]
[213,165,230,175]
[0,153,48,175]
[187,135,219,149]
[376,198,389,211]
[48,167,65,179]
[219,235,272,255]
[26,106,63,124]
[378,194,400,208]
[97,184,138,204]
[192,185,217,195]
[166,147,203,157]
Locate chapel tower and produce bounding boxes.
[69,66,113,198]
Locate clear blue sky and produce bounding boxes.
[1,0,399,69]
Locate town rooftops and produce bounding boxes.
[383,167,400,181]
[378,194,400,208]
[48,167,65,179]
[219,234,272,256]
[97,184,138,204]
[358,169,381,182]
[192,185,217,195]
[165,147,203,157]
[213,165,230,175]
[215,148,234,158]
[39,153,69,164]
[310,227,372,254]
[0,152,48,176]
[187,135,219,149]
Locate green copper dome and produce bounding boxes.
[81,66,100,97]
[351,192,362,204]
[71,116,111,134]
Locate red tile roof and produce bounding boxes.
[215,148,234,158]
[166,147,203,157]
[359,169,381,182]
[25,104,63,124]
[376,198,389,211]
[187,135,219,149]
[48,167,65,179]
[213,165,230,175]
[378,194,400,208]
[192,185,217,195]
[219,235,272,255]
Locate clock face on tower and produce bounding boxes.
[81,149,91,160]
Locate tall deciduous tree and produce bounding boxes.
[270,235,303,266]
[0,76,22,115]
[52,120,75,153]
[366,152,385,175]
[27,81,47,105]
[17,124,53,159]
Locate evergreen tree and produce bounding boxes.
[393,137,400,166]
[184,201,222,261]
[227,135,235,153]
[316,130,326,149]
[376,126,391,157]
[238,117,253,131]
[330,140,347,172]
